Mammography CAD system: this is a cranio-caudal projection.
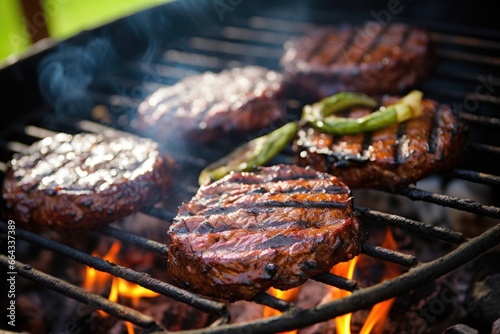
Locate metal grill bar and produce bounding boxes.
[312,273,358,291]
[393,186,500,219]
[459,112,500,128]
[0,221,228,317]
[437,49,500,66]
[253,293,293,312]
[98,226,168,256]
[429,32,500,50]
[468,143,500,155]
[141,206,176,222]
[447,169,500,187]
[356,206,467,244]
[0,255,163,331]
[360,243,418,267]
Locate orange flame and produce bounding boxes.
[83,241,160,334]
[359,228,399,334]
[328,227,400,334]
[330,255,359,333]
[84,241,121,292]
[263,286,301,334]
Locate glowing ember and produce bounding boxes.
[83,241,159,333]
[263,286,301,334]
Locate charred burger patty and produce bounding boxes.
[281,22,434,100]
[2,132,175,230]
[294,97,467,189]
[136,66,285,143]
[167,164,361,301]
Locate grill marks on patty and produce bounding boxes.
[178,177,351,233]
[294,98,467,189]
[281,22,434,100]
[304,23,412,68]
[167,165,361,301]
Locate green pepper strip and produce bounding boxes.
[309,90,423,136]
[302,92,378,122]
[198,122,298,186]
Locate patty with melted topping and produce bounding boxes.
[2,132,175,230]
[135,66,285,143]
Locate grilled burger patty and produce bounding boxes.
[281,22,433,100]
[2,132,175,230]
[135,66,285,143]
[167,164,361,301]
[294,97,467,189]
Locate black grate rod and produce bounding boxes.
[437,49,500,67]
[0,221,227,316]
[430,32,500,50]
[360,243,418,267]
[0,255,164,331]
[468,142,500,155]
[221,26,290,45]
[447,169,500,187]
[356,206,467,244]
[253,293,294,312]
[141,206,176,222]
[426,88,500,106]
[392,186,500,219]
[163,50,234,70]
[459,112,500,129]
[248,16,314,33]
[312,273,358,291]
[189,37,284,59]
[98,226,168,256]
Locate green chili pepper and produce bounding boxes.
[309,90,423,136]
[198,122,298,185]
[302,92,378,122]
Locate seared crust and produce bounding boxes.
[281,22,434,100]
[2,132,175,230]
[294,97,467,189]
[135,66,285,143]
[167,164,360,301]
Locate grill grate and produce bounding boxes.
[164,224,500,334]
[3,219,499,333]
[0,254,161,330]
[1,1,500,333]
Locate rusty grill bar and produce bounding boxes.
[1,1,500,333]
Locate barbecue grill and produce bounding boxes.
[1,0,500,333]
